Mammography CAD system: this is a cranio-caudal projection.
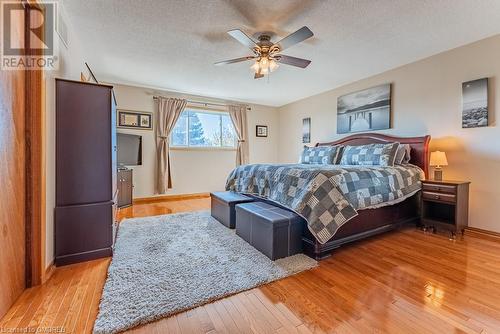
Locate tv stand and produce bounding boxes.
[118,168,133,208]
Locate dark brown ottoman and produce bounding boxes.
[210,191,254,229]
[235,202,304,260]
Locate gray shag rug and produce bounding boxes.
[93,211,317,334]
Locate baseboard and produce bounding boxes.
[465,227,500,243]
[132,192,210,204]
[42,261,55,284]
[55,247,113,267]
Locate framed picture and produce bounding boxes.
[118,110,153,130]
[256,125,268,137]
[462,78,488,128]
[337,83,391,134]
[302,117,311,143]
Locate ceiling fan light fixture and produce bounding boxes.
[217,26,313,79]
[269,59,279,72]
[260,57,269,69]
[250,61,260,72]
[250,57,278,75]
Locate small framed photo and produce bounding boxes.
[256,125,268,137]
[118,110,153,130]
[140,114,151,128]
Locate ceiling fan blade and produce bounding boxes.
[227,29,258,50]
[273,26,313,51]
[254,72,265,79]
[214,56,255,66]
[275,55,311,68]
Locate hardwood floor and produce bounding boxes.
[117,196,211,221]
[2,197,500,333]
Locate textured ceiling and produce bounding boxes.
[63,0,500,106]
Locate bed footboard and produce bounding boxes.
[302,194,420,260]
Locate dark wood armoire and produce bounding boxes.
[55,79,117,266]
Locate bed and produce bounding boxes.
[226,133,430,259]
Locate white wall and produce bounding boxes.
[278,34,500,233]
[44,7,87,267]
[112,84,279,198]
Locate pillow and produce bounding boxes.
[300,145,343,164]
[339,142,399,166]
[395,144,411,165]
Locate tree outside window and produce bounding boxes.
[171,109,236,148]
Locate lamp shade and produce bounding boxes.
[430,151,448,167]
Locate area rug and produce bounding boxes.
[93,211,317,334]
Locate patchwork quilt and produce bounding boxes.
[226,163,424,244]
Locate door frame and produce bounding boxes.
[24,0,45,287]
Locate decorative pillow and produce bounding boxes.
[300,145,343,164]
[339,142,399,166]
[395,144,411,164]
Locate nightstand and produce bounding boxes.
[420,180,470,238]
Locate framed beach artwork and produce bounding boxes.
[337,84,391,134]
[462,78,488,128]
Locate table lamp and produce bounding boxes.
[430,151,448,181]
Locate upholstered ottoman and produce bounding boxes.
[210,191,254,229]
[235,202,304,260]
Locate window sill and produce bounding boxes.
[171,146,237,152]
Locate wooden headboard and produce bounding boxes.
[316,133,431,178]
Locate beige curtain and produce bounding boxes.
[155,97,187,194]
[228,105,249,166]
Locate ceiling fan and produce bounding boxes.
[215,26,314,79]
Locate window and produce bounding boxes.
[171,109,237,148]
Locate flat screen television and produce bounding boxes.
[117,133,142,166]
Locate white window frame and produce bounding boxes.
[170,108,237,151]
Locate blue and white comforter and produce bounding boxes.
[226,164,424,244]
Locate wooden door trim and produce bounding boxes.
[24,1,45,287]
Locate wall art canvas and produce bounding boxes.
[462,78,488,128]
[118,110,153,130]
[256,125,268,137]
[302,117,311,143]
[337,83,391,134]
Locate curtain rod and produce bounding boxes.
[153,96,251,111]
